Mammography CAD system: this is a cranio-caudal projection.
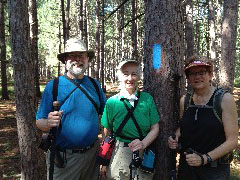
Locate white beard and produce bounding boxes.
[66,61,87,77]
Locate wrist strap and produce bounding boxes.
[199,154,204,166]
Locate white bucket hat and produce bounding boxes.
[57,38,95,63]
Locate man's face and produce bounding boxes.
[65,52,89,77]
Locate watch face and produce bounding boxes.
[206,154,212,163]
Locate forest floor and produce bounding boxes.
[0,86,239,179]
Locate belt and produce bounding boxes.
[60,143,95,154]
[116,140,129,147]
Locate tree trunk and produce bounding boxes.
[61,0,66,46]
[65,0,70,40]
[195,0,201,53]
[29,0,41,98]
[144,1,184,179]
[101,0,105,91]
[131,0,138,60]
[96,0,101,80]
[185,0,194,58]
[220,0,238,91]
[7,0,43,179]
[0,0,9,100]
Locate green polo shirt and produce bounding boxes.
[101,91,160,142]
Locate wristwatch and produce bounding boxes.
[206,153,213,164]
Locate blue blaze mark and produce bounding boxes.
[152,44,162,69]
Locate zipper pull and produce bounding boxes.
[195,109,198,121]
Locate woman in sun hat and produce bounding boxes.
[168,55,238,180]
[99,59,160,180]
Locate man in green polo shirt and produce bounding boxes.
[100,59,160,180]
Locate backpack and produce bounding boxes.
[184,88,228,123]
[52,75,103,115]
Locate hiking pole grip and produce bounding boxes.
[171,134,177,180]
[53,101,61,111]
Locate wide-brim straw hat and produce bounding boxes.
[57,38,95,63]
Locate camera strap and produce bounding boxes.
[64,74,100,114]
[114,92,144,140]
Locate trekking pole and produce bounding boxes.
[171,135,177,180]
[49,101,61,180]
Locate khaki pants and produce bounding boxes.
[107,141,153,180]
[46,143,99,180]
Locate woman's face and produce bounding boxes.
[187,66,212,89]
[120,63,140,93]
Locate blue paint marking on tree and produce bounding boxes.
[153,44,162,69]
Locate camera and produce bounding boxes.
[132,151,142,168]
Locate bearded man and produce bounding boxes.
[36,38,106,180]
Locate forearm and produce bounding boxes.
[207,137,238,161]
[142,123,159,148]
[36,118,50,132]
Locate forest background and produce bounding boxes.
[0,0,240,179]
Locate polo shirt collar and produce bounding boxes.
[119,88,138,101]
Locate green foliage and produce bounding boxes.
[37,0,62,78]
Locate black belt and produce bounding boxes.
[59,143,95,154]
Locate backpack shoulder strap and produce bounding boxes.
[52,77,59,103]
[88,76,103,114]
[213,87,228,124]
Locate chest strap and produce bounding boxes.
[114,92,144,140]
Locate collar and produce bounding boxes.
[119,88,138,100]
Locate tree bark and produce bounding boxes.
[29,0,41,98]
[185,0,194,58]
[144,1,184,179]
[7,0,43,179]
[0,0,9,100]
[131,0,138,60]
[220,0,238,91]
[95,0,101,80]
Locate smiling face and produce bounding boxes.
[65,52,89,78]
[119,63,140,94]
[187,66,212,90]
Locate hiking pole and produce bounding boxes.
[49,101,61,180]
[171,135,177,180]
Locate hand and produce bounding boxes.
[47,110,63,128]
[100,165,107,180]
[128,139,145,152]
[185,152,202,166]
[168,136,178,149]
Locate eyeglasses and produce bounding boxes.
[67,53,87,59]
[188,70,208,77]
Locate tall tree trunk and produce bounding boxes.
[131,0,138,60]
[101,0,105,91]
[144,1,184,179]
[185,0,194,58]
[29,0,41,98]
[65,0,70,40]
[0,0,9,100]
[208,0,216,60]
[220,0,238,91]
[96,0,101,80]
[195,0,201,53]
[7,0,43,179]
[61,0,66,46]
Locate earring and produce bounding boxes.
[209,80,212,86]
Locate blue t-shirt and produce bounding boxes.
[36,75,106,149]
